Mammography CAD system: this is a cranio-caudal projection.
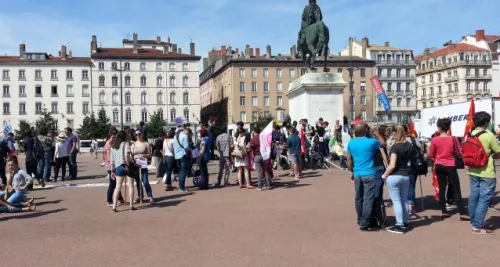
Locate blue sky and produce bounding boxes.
[0,0,499,59]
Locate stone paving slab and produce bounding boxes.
[0,167,499,267]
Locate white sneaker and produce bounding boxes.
[100,162,105,166]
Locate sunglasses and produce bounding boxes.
[135,133,142,136]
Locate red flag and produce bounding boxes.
[463,97,475,137]
[300,126,306,155]
[432,164,440,201]
[409,119,417,137]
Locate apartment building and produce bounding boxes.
[414,43,492,109]
[0,44,92,131]
[200,45,375,128]
[339,37,417,124]
[90,33,201,128]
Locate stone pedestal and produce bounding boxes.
[285,72,348,125]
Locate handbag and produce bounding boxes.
[231,137,246,159]
[192,168,203,187]
[453,137,465,169]
[124,142,138,177]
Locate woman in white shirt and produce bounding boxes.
[53,134,69,182]
[110,131,135,212]
[162,130,176,191]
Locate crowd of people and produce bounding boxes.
[346,111,499,235]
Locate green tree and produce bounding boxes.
[254,114,274,129]
[96,108,111,139]
[35,108,58,134]
[76,112,99,140]
[15,120,35,141]
[147,111,167,138]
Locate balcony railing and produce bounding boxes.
[417,60,492,74]
[445,76,459,82]
[465,74,491,80]
[377,60,416,66]
[378,75,415,81]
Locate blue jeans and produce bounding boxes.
[177,155,188,190]
[354,176,376,228]
[0,190,25,205]
[468,176,496,229]
[199,157,209,189]
[140,168,153,198]
[0,206,22,213]
[407,175,417,205]
[164,155,175,185]
[374,166,385,199]
[38,150,53,180]
[68,152,78,179]
[386,175,410,227]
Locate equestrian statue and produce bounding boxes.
[297,0,330,72]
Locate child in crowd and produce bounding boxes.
[334,140,347,169]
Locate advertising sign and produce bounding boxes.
[370,76,391,111]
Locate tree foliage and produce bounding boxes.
[76,112,99,140]
[96,108,111,138]
[14,120,36,141]
[254,114,274,129]
[35,108,58,134]
[147,111,167,138]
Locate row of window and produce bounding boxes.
[420,68,489,83]
[2,84,89,97]
[349,95,369,105]
[419,53,489,70]
[376,54,412,63]
[422,100,454,108]
[2,102,89,116]
[239,96,283,107]
[377,97,413,108]
[99,62,189,72]
[377,68,412,78]
[419,82,489,97]
[98,75,189,87]
[1,69,89,81]
[382,82,411,92]
[377,114,409,123]
[238,67,367,78]
[239,81,284,92]
[114,108,190,124]
[239,111,273,123]
[98,91,190,105]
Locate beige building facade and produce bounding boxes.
[200,45,375,128]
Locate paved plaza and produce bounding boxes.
[1,154,500,267]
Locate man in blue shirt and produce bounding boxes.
[346,122,386,232]
[173,126,190,193]
[286,127,302,179]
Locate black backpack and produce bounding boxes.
[0,141,9,159]
[409,137,428,176]
[33,137,45,160]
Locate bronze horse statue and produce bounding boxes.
[298,20,330,72]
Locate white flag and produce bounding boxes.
[3,122,13,137]
[259,121,274,161]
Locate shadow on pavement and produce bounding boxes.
[154,194,192,203]
[37,199,63,206]
[483,216,500,230]
[0,208,67,222]
[272,181,311,189]
[139,200,185,210]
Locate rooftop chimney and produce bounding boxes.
[424,48,430,56]
[249,48,254,57]
[178,48,182,54]
[476,29,485,41]
[172,44,178,53]
[361,37,369,58]
[256,48,261,57]
[203,58,208,70]
[190,42,195,56]
[68,50,72,58]
[19,43,26,57]
[235,48,239,55]
[167,36,171,43]
[58,51,61,57]
[291,45,297,58]
[91,35,97,54]
[266,45,271,58]
[245,45,250,58]
[61,45,67,59]
[221,45,227,57]
[156,36,161,43]
[384,41,390,47]
[133,33,138,54]
[227,46,232,56]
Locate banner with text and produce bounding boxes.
[370,76,391,111]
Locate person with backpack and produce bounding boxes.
[464,111,500,235]
[23,130,40,187]
[403,125,425,215]
[427,118,468,221]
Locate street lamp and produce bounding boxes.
[113,57,125,130]
[348,66,360,121]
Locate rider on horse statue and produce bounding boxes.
[297,0,323,58]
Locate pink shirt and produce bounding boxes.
[104,141,112,170]
[428,136,459,167]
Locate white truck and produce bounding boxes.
[418,98,493,138]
